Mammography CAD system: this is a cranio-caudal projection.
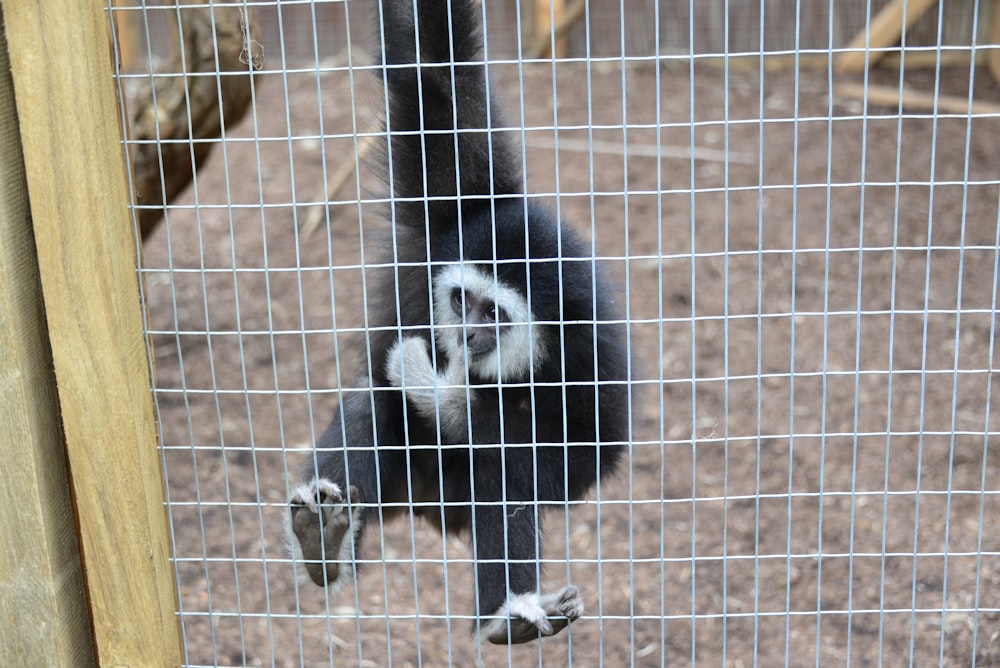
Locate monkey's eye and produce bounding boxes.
[483,304,508,324]
[450,289,464,315]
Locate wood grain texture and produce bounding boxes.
[0,8,95,665]
[836,0,940,72]
[990,0,1000,85]
[1,0,182,664]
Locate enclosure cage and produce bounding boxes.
[2,0,999,666]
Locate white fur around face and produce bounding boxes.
[432,263,544,382]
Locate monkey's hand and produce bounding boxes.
[483,586,584,645]
[288,478,361,591]
[385,337,437,391]
[386,337,471,441]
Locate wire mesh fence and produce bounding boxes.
[115,0,999,665]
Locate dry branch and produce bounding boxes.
[129,2,262,240]
[301,134,377,240]
[834,82,1000,116]
[528,136,756,166]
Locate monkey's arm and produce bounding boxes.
[378,0,522,228]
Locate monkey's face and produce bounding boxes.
[432,263,545,382]
[448,287,511,358]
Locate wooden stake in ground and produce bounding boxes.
[128,2,262,240]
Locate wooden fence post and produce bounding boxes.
[1,0,183,665]
[0,6,96,665]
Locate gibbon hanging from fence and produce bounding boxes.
[288,0,630,645]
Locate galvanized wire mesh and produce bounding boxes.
[115,1,1000,665]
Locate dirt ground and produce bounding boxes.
[139,60,1000,667]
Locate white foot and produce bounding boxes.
[482,586,584,644]
[288,478,360,591]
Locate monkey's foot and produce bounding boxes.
[483,586,584,645]
[288,478,360,590]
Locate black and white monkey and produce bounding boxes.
[288,0,630,645]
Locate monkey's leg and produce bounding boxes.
[470,460,583,644]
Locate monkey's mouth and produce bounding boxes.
[466,345,493,360]
[460,338,494,360]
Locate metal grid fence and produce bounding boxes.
[115,0,1000,665]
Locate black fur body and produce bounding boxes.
[289,0,630,644]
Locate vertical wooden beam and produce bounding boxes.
[836,0,939,72]
[990,0,1000,85]
[0,7,95,665]
[1,1,182,665]
[534,0,567,58]
[110,0,139,71]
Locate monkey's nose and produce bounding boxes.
[465,328,490,354]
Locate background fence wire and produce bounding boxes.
[115,0,999,665]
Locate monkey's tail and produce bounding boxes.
[376,0,523,230]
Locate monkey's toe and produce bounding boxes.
[551,585,584,621]
[485,586,583,644]
[288,479,360,588]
